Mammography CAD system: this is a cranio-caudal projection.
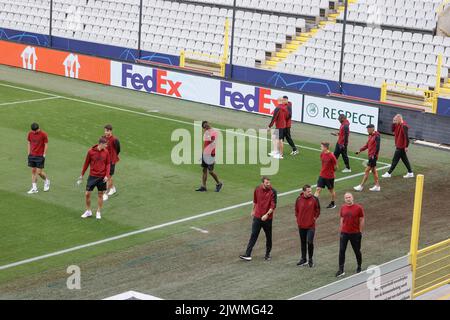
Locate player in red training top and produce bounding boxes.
[268,97,289,159]
[195,121,223,192]
[336,192,365,278]
[331,114,351,173]
[27,122,50,194]
[78,137,110,220]
[314,142,337,209]
[354,124,381,192]
[382,114,414,179]
[102,124,121,201]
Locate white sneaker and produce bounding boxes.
[290,150,299,156]
[27,187,38,194]
[96,211,101,220]
[103,193,109,201]
[353,185,364,192]
[403,172,414,179]
[107,187,116,196]
[382,172,391,178]
[273,154,284,159]
[43,179,50,192]
[370,185,381,192]
[81,210,92,218]
[268,151,278,157]
[342,168,352,173]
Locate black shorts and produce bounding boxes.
[277,128,286,141]
[368,156,378,168]
[86,175,107,192]
[110,163,116,176]
[28,155,45,169]
[317,176,335,190]
[201,156,215,172]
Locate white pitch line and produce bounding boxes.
[0,164,390,271]
[0,96,61,106]
[0,82,389,165]
[190,227,210,234]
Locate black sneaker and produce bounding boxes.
[239,255,252,261]
[326,202,337,209]
[297,258,308,266]
[264,254,272,261]
[356,266,362,273]
[215,182,223,192]
[195,186,207,192]
[335,270,345,278]
[308,260,315,268]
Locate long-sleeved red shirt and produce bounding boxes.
[337,119,350,146]
[81,145,111,178]
[392,122,410,149]
[253,185,277,220]
[285,101,293,128]
[269,104,288,129]
[360,131,381,158]
[295,193,320,229]
[104,134,120,164]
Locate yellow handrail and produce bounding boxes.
[409,175,424,299]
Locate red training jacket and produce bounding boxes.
[269,104,288,129]
[104,134,120,164]
[337,119,350,146]
[295,192,320,229]
[392,121,410,149]
[81,145,111,178]
[253,184,277,220]
[360,131,381,158]
[285,101,293,128]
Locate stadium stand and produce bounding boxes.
[1,0,450,97]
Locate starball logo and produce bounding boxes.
[219,81,278,115]
[121,64,182,97]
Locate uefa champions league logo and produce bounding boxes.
[306,103,319,118]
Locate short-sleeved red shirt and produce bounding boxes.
[340,204,364,234]
[27,130,48,156]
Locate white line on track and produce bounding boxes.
[0,164,390,271]
[0,82,389,165]
[0,82,391,270]
[190,227,210,234]
[0,96,61,106]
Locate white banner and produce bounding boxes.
[303,96,379,134]
[110,61,303,122]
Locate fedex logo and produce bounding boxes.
[219,81,278,115]
[121,64,181,97]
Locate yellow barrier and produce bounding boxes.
[380,54,442,114]
[409,175,450,298]
[179,18,229,77]
[437,0,450,15]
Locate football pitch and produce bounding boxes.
[0,69,449,300]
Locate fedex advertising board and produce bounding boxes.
[110,61,303,121]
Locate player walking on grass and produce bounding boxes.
[240,177,277,261]
[336,192,364,277]
[102,124,121,201]
[78,138,110,220]
[331,114,351,173]
[295,185,320,268]
[382,114,414,179]
[354,124,381,192]
[314,142,337,209]
[268,97,288,159]
[283,96,299,156]
[196,121,223,192]
[27,122,50,194]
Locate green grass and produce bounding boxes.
[0,83,380,263]
[2,80,422,299]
